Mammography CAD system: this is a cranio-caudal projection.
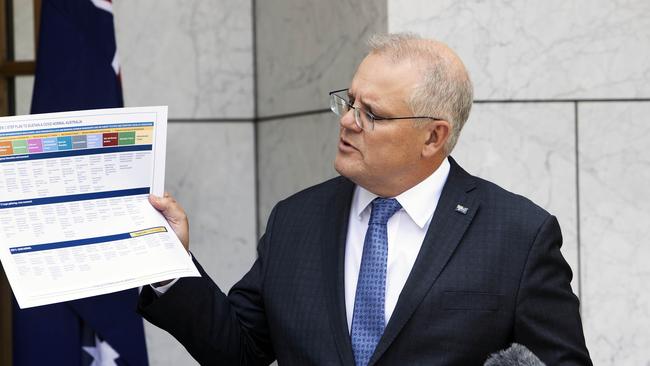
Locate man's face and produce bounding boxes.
[334,53,431,196]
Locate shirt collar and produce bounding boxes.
[353,157,451,228]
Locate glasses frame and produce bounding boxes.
[328,88,444,130]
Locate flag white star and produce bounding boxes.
[82,335,120,366]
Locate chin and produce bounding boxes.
[333,156,347,177]
[334,154,358,180]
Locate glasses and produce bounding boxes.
[328,88,443,130]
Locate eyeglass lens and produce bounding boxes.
[330,93,372,130]
[330,94,349,116]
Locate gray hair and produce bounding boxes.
[367,33,474,154]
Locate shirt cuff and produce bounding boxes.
[151,278,180,296]
[150,251,192,296]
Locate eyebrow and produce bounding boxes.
[347,90,386,116]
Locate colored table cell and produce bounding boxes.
[0,141,13,156]
[42,137,59,152]
[118,131,136,145]
[103,133,118,146]
[12,140,27,154]
[57,136,72,150]
[87,134,102,149]
[72,135,87,149]
[135,129,153,144]
[28,139,43,153]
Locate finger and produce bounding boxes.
[149,194,184,219]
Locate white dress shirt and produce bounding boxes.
[344,158,450,331]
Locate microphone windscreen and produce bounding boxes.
[484,343,546,366]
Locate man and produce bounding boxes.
[139,33,592,365]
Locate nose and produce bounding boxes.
[339,109,362,132]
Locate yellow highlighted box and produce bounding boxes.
[130,226,168,238]
[135,129,153,144]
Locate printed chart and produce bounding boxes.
[0,106,199,308]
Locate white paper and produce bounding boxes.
[0,106,199,308]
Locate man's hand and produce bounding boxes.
[149,192,190,253]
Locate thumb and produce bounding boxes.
[149,194,165,210]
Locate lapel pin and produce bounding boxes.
[455,204,468,215]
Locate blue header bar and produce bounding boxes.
[0,187,150,210]
[9,226,168,254]
[10,233,132,254]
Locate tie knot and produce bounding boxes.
[369,198,402,225]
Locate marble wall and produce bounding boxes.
[113,2,257,365]
[255,0,387,229]
[257,113,340,228]
[579,102,650,365]
[256,1,386,117]
[388,0,650,100]
[114,0,254,119]
[389,0,650,364]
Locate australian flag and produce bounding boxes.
[12,0,148,365]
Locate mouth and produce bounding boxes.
[338,137,358,153]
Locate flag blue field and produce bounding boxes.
[12,1,148,365]
[30,0,123,113]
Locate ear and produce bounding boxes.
[421,120,451,158]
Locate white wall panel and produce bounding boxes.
[257,113,339,231]
[114,1,253,119]
[389,0,650,100]
[579,102,650,365]
[256,0,386,116]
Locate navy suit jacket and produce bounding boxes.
[138,157,592,365]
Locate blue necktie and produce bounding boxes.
[351,198,402,366]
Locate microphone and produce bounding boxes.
[484,343,546,366]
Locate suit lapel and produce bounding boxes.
[321,177,356,365]
[369,158,480,365]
